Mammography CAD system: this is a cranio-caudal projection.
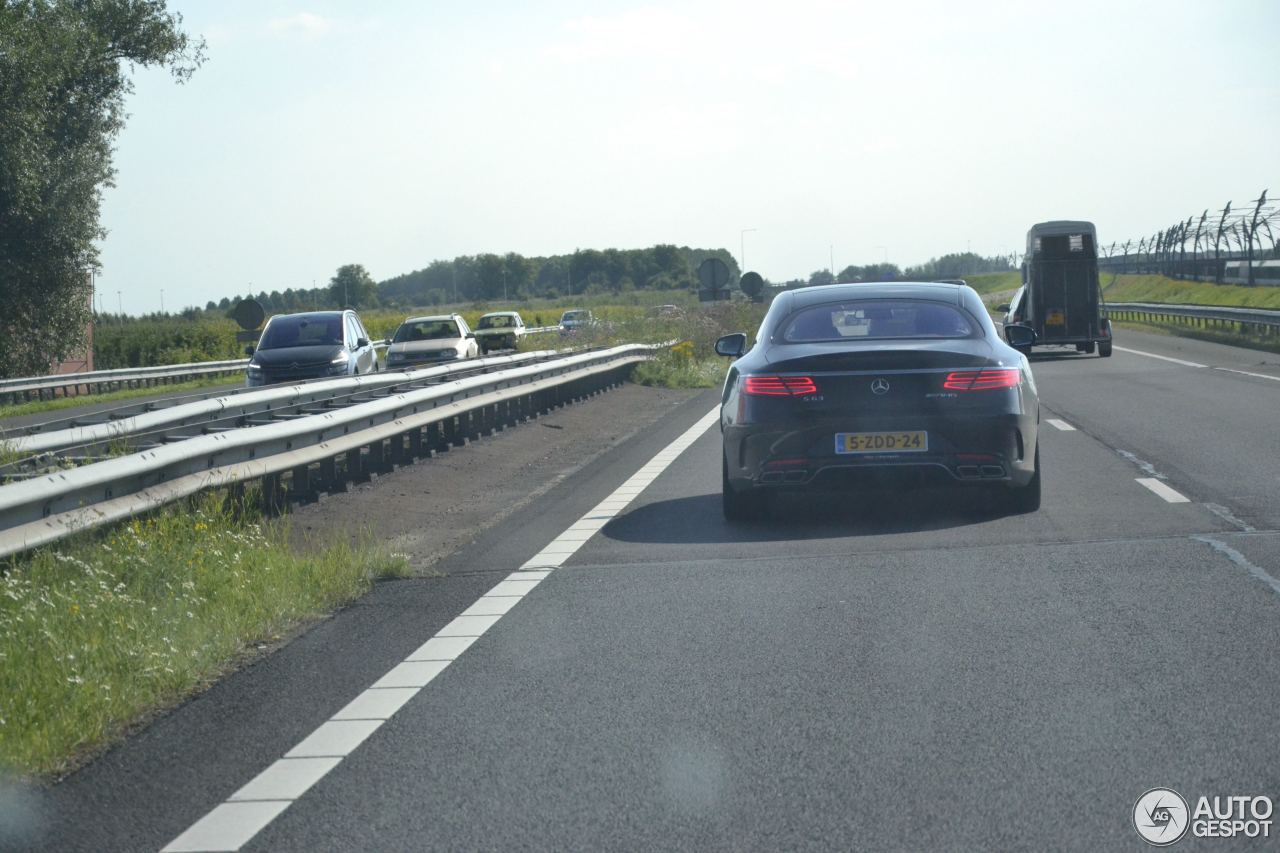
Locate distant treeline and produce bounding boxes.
[203,245,741,314]
[782,252,1016,289]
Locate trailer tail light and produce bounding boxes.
[943,369,1021,391]
[742,375,818,396]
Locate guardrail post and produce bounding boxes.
[262,472,286,515]
[319,455,344,494]
[290,464,315,503]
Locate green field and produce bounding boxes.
[961,272,1022,295]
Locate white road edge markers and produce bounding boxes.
[1135,477,1190,503]
[1046,418,1076,431]
[161,406,721,852]
[1112,345,1206,368]
[1213,366,1280,383]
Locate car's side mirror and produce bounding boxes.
[1005,324,1037,348]
[996,304,1011,313]
[715,333,748,358]
[383,337,392,346]
[356,337,369,348]
[244,345,255,356]
[466,332,475,339]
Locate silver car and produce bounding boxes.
[245,310,379,387]
[384,314,480,368]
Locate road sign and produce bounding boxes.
[231,299,265,331]
[697,258,731,290]
[739,271,764,298]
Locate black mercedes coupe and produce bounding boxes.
[715,282,1041,520]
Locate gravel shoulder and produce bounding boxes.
[287,381,703,574]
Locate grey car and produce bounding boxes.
[245,310,379,387]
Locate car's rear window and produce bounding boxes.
[258,315,344,349]
[478,315,513,328]
[562,311,588,321]
[780,300,976,342]
[393,320,460,342]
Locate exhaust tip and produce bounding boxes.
[957,465,981,479]
[981,465,1006,478]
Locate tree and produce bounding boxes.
[808,270,835,288]
[0,0,204,377]
[328,263,378,308]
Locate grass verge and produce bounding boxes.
[0,375,238,422]
[519,301,763,389]
[963,272,1023,295]
[0,493,409,778]
[1101,272,1280,309]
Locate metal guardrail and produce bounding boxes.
[0,359,250,404]
[2,349,564,455]
[0,343,661,559]
[1107,302,1280,334]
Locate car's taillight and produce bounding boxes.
[742,375,818,396]
[943,369,1021,391]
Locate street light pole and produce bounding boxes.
[739,228,757,273]
[160,289,164,314]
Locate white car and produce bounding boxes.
[473,311,527,354]
[384,314,479,368]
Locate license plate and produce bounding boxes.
[835,431,928,454]
[1046,310,1065,325]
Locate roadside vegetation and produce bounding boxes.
[1100,272,1280,309]
[963,271,1023,295]
[0,494,408,778]
[0,375,236,422]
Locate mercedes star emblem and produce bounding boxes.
[870,378,890,395]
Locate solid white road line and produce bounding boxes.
[1135,477,1191,503]
[1213,366,1280,382]
[1112,345,1207,368]
[161,406,722,852]
[1046,418,1076,431]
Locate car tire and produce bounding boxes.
[1080,341,1096,354]
[722,455,766,522]
[1006,444,1041,514]
[1098,341,1112,358]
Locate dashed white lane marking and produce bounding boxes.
[161,406,721,852]
[1193,535,1280,599]
[1046,418,1076,431]
[1136,477,1191,503]
[1213,366,1280,383]
[1112,345,1207,368]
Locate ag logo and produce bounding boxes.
[1134,788,1190,846]
[870,378,890,395]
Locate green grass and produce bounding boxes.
[963,272,1023,295]
[0,494,409,778]
[0,374,237,422]
[1101,273,1280,309]
[516,300,765,389]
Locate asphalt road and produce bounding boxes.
[12,329,1280,851]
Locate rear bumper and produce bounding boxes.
[723,413,1038,492]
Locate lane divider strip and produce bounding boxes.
[1046,418,1076,431]
[160,406,721,852]
[1135,477,1191,503]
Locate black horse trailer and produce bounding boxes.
[1002,221,1113,357]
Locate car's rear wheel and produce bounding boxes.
[1098,341,1112,358]
[1078,341,1096,354]
[1006,444,1041,513]
[722,455,766,522]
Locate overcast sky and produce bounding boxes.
[98,0,1280,313]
